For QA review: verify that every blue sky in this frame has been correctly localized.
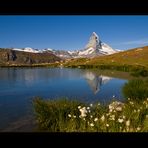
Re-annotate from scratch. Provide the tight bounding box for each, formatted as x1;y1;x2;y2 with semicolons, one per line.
0;16;148;50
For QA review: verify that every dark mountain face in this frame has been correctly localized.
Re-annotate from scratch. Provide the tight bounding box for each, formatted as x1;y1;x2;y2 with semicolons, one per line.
0;48;61;65
85;32;102;50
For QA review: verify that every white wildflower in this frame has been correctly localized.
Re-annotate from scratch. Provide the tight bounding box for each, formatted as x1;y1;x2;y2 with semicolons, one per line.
88;110;91;113
90;104;93;107
140;107;143;110
109;104;113;110
82;107;86;110
143;101;146;104
87;107;90;110
109;101;124;112
109;114;115;121
109;109;113;113
90;123;94;127
68;114;71;118
122;115;126;119
78;106;81;109
118;118;124;123
126;120;130;127
106;124;109;127
134;109;136;113
94;118;98;122
137;109;140;112
128;98;130;101
98;103;100;106
101;115;105;122
90;115;93;118
106;113;110;116
73;115;76;118
146;115;148;118
79;107;87;118
147;98;148;101
116;106;122;111
113;95;115;98
129;101;134;105
137;127;141;131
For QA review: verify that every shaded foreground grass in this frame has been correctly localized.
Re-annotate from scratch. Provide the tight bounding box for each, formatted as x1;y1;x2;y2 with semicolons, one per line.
33;97;148;132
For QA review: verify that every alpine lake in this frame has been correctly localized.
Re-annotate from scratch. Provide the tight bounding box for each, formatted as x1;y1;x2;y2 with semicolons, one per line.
0;67;134;131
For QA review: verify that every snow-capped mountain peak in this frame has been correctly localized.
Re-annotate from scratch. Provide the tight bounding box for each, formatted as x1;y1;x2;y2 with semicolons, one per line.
86;32;101;50
84;32;117;56
13;47;41;53
24;47;35;52
92;32;99;38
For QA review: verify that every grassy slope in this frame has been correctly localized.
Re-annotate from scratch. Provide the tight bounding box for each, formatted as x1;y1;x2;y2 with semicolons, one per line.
63;46;148;69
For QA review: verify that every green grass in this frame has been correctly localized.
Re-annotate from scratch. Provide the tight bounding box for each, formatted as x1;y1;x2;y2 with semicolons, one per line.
33;97;148;132
33;98;85;132
123;79;148;101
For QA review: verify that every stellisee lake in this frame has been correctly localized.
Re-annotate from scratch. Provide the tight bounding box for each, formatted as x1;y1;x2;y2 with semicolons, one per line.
0;67;128;131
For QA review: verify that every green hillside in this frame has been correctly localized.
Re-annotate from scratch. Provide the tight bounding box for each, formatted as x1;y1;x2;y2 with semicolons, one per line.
63;46;148;74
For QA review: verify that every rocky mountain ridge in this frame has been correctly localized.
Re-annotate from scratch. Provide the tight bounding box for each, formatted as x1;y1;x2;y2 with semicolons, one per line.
12;32;118;59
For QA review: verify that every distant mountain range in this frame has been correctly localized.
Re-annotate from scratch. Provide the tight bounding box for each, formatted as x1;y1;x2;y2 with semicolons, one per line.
0;32;121;65
12;32;119;59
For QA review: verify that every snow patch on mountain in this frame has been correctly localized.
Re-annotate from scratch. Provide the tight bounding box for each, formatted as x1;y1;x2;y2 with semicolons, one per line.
100;43;117;54
13;47;41;53
13;48;24;52
23;47;40;53
42;48;54;52
68;50;78;54
78;47;95;56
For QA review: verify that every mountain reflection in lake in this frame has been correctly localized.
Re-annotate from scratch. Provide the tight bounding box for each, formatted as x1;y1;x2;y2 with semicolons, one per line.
83;71;112;94
0;68;127;131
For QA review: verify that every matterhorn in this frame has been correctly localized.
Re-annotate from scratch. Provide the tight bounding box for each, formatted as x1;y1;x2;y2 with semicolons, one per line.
79;32;117;57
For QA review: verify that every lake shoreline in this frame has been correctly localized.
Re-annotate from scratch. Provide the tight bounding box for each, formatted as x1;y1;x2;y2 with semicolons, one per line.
1;63;148;77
